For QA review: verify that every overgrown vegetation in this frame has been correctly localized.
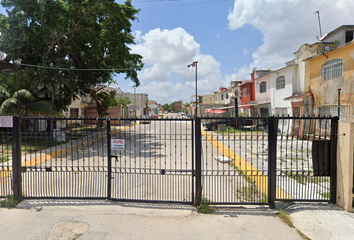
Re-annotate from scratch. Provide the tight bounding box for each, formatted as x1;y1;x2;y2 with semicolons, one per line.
196;198;214;214
276;209;294;228
0;195;22;209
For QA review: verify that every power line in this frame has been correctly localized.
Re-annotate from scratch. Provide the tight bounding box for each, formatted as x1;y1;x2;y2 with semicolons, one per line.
20;63;139;71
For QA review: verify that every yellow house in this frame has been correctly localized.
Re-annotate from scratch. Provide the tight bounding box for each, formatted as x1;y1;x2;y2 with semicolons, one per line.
304;40;354;122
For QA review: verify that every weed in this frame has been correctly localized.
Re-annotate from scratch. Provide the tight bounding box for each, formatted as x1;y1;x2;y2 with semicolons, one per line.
71;233;83;240
297;230;311;240
0;195;22;209
196;198;214;214
276;209;294;228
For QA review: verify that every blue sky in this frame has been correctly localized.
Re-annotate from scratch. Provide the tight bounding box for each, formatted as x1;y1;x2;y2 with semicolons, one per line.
2;0;354;105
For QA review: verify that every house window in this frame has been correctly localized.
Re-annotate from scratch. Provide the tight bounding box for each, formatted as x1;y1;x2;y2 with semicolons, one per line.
243;88;247;97
276;76;285;89
215;96;218;103
322;59;343;80
221;94;224;100
235;90;239;97
70;108;79;118
226;93;229;99
260;81;266;93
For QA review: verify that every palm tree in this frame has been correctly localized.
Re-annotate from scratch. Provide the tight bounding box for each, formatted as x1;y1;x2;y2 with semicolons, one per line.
0;70;57;116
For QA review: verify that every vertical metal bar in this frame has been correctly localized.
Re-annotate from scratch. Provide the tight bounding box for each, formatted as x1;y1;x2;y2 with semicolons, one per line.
107;119;112;200
268;116;278;209
12;116;22;199
330;116;338;204
195;117;202;205
338;88;341;120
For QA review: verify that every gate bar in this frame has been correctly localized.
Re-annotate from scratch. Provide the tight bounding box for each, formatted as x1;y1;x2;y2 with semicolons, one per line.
330;116;339;204
268;117;278;209
195;117;202;205
12;116;22;200
107;119;112;200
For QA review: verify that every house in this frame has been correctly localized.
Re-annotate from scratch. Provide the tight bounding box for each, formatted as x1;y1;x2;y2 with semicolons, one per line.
240;69;271;117
174;100;183;112
304;37;354;123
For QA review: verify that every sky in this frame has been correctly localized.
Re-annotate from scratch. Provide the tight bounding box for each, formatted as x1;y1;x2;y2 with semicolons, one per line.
2;0;354;105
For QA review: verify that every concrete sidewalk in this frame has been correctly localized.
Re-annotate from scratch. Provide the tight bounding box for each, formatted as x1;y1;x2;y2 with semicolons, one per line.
0;199;302;240
284;202;354;240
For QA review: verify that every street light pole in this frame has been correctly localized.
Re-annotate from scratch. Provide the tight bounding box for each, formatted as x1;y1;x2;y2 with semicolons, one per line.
187;61;198;117
14;59;22;116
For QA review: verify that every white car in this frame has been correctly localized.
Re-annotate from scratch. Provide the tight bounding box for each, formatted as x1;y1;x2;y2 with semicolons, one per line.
178;112;186;119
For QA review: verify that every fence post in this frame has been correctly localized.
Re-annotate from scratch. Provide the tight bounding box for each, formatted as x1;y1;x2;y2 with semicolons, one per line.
330;116;339;204
107;119;112;200
195;117;202;205
268;117;278;209
12;116;22;200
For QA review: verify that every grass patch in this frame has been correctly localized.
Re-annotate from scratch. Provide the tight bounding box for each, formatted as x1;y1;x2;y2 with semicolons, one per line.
196;198;214;214
215;126;264;134
0;195;22;209
320;192;330;199
297;230;311;240
276;209;294;228
71;233;83;240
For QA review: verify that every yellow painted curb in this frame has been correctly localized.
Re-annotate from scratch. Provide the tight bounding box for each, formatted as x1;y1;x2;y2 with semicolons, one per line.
201;128;291;199
0;122;139;180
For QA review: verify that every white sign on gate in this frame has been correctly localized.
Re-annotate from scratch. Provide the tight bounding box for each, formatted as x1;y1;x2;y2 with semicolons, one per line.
111;139;125;150
0;116;13;128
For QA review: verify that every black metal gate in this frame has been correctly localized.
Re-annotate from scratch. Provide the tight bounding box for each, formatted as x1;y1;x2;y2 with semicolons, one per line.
0;115;338;207
1;117;194;203
199;116;338;207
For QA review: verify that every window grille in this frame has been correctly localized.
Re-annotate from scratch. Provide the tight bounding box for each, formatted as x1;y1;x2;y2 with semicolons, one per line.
260;81;266;93
322;59;343;80
276;76;285;90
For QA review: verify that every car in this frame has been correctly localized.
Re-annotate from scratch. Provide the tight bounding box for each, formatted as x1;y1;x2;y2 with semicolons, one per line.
164;110;168;114
178;112;186;119
158;112;164;116
202;119;254;131
150;114;158;119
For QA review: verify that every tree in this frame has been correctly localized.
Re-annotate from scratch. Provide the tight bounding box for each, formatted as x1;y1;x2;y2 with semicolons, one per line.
162;103;169;111
183;102;191;112
117;98;131;108
0;0;144;112
0;70;57;117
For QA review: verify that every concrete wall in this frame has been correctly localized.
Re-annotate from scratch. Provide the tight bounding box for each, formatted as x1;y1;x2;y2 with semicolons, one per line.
337;121;354;212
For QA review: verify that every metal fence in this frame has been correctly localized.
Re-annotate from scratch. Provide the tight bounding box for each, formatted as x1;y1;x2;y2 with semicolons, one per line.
199;116;338;207
0;115;338;208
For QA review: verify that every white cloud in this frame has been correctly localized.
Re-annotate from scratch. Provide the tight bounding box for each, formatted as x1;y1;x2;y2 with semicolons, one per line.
228;0;354;71
225;66;251;82
130;28;224;103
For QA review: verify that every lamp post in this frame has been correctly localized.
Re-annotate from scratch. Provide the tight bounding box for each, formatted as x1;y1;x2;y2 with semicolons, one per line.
133;83;147;118
13;59;22;115
187;61;198;117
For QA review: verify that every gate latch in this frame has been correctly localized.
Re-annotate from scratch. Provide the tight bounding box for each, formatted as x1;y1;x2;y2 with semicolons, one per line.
111;155;119;162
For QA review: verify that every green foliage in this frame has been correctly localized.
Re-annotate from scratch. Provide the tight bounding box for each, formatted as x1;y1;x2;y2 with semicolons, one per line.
0;195;22;209
117;98;131;108
162;103;169;111
90;89;118;118
0;70;57;116
0;0;144;112
276;210;294;228
196;198;214;214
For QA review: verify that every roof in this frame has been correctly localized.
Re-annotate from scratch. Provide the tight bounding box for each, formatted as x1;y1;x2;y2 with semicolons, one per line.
320;25;354;41
284;92;311;101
